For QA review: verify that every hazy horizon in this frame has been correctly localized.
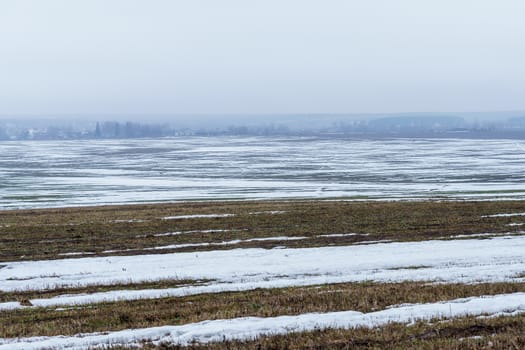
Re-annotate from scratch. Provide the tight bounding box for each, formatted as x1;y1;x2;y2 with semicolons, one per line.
1;110;524;124
2;0;525;117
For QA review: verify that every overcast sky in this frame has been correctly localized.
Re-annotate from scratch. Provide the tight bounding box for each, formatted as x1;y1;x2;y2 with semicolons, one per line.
1;0;525;116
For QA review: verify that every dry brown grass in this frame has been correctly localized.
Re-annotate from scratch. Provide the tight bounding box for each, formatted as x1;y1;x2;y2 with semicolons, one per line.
2;281;524;338
1;200;524;262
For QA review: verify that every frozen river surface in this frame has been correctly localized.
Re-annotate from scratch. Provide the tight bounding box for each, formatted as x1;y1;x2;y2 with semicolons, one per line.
1;137;524;209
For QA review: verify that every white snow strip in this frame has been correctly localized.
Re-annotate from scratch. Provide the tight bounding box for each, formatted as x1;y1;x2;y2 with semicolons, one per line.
162;214;235;220
482;213;525;218
1;293;524;349
459;335;484;341
353;239;393;245
110;219;148;223
58;252;95;257
1;277;353;310
143;236;308;250
1;235;525;311
450;232;524;239
2;235;525;292
477;309;525;319
151;231;361;239
508;223;524;227
0;302;21;311
247;236;307;242
248;211;287;215
152;229;238;237
143;243;210;251
103;236;308;254
318;233;369;238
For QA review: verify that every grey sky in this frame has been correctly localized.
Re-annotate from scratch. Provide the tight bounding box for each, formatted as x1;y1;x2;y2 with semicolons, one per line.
1;0;524;115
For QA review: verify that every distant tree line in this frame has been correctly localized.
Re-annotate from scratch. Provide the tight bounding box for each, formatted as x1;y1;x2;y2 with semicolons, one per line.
1;116;525;141
94;121;172;138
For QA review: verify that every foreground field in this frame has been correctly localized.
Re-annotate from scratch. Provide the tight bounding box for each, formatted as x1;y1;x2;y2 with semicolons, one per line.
1;200;525;349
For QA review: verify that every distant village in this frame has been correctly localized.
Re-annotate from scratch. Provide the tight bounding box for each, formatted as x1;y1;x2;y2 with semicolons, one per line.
1;115;525;140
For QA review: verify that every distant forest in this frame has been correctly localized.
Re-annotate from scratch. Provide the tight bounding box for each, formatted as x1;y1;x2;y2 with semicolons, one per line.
1;115;525;140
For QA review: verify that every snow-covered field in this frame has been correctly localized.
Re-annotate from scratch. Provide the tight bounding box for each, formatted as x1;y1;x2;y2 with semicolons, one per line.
1;137;525;209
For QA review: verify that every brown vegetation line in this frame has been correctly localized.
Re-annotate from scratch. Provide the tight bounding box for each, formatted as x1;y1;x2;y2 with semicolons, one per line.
1;200;525;262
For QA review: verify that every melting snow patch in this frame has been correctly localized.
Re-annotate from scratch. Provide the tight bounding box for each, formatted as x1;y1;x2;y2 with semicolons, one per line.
151;229;241;237
1;293;524;349
162;214;235;220
482;213;525;218
58;252;95;257
353;240;393;245
2;235;525;310
248;211;287;215
104;236;308;254
318;233;369;238
247;236;307;242
142;236;308;250
450;232;524;239
110;219;148;223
